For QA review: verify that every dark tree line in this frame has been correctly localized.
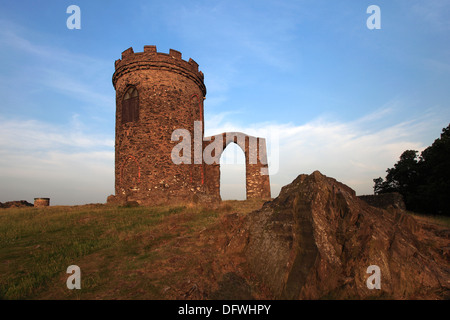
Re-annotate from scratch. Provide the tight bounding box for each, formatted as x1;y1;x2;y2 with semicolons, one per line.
373;124;450;216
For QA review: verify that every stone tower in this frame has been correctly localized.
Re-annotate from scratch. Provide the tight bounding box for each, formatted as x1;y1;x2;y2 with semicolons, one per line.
107;46;271;205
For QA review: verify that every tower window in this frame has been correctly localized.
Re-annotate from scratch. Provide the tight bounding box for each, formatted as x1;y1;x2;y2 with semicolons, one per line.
122;86;139;124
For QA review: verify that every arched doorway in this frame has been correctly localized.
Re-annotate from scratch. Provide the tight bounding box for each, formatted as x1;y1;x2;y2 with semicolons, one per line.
220;142;246;200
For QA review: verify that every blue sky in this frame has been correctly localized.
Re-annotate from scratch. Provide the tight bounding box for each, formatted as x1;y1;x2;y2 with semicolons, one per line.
0;0;449;204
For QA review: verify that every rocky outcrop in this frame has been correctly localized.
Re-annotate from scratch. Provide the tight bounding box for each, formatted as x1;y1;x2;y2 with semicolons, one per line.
225;171;450;299
0;200;34;209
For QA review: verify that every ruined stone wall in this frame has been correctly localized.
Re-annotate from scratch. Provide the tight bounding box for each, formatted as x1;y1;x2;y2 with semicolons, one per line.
34;198;50;207
358;192;406;210
203;132;271;201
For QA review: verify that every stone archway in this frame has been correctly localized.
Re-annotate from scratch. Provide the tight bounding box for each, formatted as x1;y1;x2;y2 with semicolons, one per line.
203;132;271;201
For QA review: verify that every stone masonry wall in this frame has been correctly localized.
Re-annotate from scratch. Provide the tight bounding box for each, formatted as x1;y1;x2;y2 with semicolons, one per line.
203;132;271;200
112;46;206;205
34;198;50;207
358;192;406;210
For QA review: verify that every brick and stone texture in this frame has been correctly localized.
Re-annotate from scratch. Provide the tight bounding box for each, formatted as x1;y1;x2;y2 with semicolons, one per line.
358;192;406;210
203;132;271;200
107;46;271;205
34;198;50;207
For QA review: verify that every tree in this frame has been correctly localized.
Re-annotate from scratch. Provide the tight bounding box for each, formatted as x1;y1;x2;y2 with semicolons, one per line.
374;150;421;209
419;125;450;215
373;124;450;216
373;177;386;195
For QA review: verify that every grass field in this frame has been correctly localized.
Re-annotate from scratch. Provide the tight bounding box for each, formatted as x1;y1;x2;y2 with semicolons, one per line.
1;200;448;300
408;211;450;228
0;200;264;300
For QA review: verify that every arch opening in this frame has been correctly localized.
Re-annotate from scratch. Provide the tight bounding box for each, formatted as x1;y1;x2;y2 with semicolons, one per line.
220;142;246;200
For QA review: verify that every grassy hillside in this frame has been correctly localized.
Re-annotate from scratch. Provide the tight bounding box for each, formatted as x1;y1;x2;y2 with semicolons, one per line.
0;201;264;300
1;200;448;300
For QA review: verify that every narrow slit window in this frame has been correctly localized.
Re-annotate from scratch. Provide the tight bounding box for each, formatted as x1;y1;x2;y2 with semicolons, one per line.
122;87;139;124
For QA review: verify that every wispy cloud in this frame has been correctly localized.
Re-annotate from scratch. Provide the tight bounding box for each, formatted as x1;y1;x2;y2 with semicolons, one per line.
139;1;304;111
0;116;113;152
149;1;302;69
0;3;448;205
207;106;447;199
0;18;114;111
0;150;114;205
38;68;114;108
0;18;105;68
411;0;450;31
0;116;114;205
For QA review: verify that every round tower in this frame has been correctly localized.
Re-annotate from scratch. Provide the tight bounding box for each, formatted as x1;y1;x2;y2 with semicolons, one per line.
111;45;207;205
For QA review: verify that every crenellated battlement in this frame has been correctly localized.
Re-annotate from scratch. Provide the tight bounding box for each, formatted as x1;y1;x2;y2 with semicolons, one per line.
113;45;205;94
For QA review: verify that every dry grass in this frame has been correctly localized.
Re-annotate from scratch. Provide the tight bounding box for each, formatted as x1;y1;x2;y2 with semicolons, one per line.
407;211;450;228
0;200;266;300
